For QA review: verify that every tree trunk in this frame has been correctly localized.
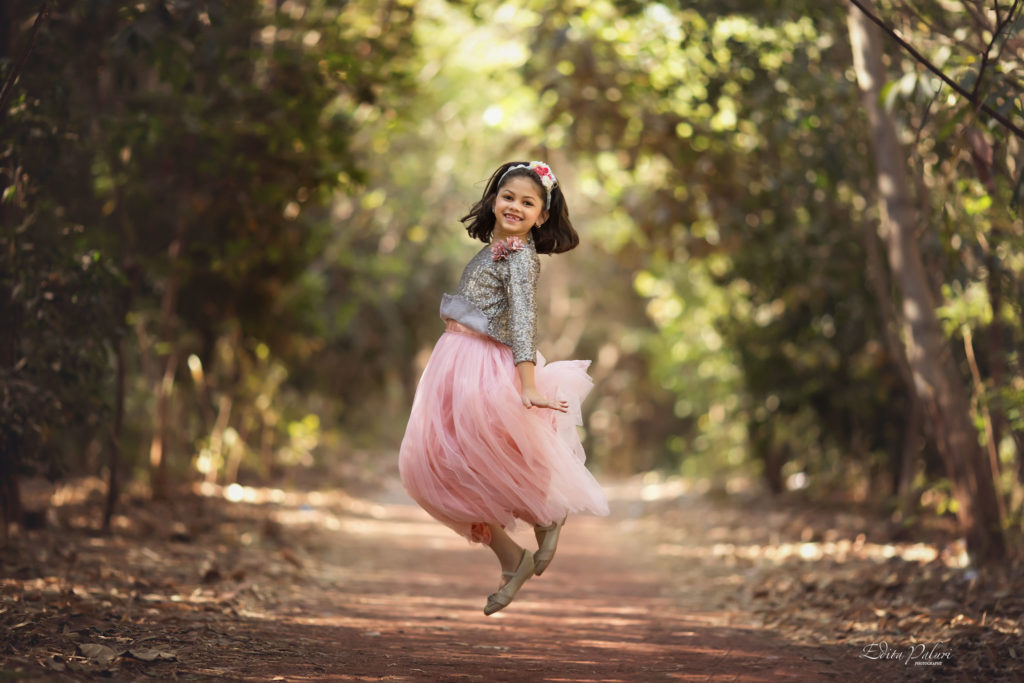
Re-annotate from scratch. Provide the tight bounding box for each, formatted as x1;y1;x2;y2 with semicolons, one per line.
860;182;927;505
961;324;1007;521
897;394;923;506
206;394;233;484
984;231;1010;484
150;345;178;500
0;474;21;545
149;237;184;499
751;419;784;494
848;3;1006;564
0;240;22;543
103;334;126;532
1015;430;1024;487
0;449;22;545
225;422;248;486
259;416;275;482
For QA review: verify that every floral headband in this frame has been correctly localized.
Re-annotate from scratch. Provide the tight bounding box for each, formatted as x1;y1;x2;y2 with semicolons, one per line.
498;160;558;209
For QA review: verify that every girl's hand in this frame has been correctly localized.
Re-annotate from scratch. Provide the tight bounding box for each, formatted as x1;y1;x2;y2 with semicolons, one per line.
521;387;569;413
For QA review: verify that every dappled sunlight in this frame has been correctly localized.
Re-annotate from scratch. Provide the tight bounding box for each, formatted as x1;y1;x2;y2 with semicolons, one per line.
655;537;944;566
605;473;962;572
196;481;393;521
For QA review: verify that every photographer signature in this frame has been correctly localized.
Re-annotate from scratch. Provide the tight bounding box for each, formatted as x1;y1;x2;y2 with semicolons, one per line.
861;641;952;666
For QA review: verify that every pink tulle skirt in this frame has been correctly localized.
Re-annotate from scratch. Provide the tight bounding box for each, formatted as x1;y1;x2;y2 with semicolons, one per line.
399;321;609;543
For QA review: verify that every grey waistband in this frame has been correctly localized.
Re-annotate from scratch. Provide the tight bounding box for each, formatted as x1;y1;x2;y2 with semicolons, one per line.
440;293;490;337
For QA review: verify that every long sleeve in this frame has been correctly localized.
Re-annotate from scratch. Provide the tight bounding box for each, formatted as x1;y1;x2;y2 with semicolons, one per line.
444;237;541;361
504;247;539;364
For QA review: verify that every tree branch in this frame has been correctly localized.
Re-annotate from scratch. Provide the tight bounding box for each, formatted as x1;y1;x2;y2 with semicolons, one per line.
0;2;49;125
971;0;1021;99
847;0;1024;140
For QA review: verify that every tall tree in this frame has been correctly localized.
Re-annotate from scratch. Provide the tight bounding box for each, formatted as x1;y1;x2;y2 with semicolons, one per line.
847;1;1006;564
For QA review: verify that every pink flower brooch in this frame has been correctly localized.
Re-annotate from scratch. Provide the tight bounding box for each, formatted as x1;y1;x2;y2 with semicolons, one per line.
490;235;524;261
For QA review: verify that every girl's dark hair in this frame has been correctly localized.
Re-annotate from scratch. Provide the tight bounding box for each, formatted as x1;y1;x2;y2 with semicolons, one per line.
460;161;579;254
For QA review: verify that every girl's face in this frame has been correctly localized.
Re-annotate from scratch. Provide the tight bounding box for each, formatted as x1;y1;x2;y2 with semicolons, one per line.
492;175;549;240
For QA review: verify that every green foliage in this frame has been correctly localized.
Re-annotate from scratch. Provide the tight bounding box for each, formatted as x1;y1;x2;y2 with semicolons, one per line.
500;0;912;486
2;0;419;483
3;0;1024;525
484;0;1024;505
0;227;121;477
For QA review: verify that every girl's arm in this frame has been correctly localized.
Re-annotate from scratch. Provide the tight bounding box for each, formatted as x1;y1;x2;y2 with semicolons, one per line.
517;361;569;412
506;248;566;411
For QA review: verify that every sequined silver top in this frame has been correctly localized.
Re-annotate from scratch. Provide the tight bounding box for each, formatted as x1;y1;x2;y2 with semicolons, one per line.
440;236;539;364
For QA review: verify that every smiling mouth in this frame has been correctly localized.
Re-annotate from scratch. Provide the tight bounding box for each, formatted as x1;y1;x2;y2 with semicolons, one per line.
503;214;523;222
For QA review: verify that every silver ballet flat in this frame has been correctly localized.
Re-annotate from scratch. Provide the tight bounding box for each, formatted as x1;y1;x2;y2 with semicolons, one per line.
484;549;534;615
532;515;566;576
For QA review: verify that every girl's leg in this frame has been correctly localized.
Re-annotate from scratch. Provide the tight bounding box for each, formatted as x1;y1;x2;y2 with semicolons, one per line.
481;523;536;615
532;515;567;576
485;523;526;585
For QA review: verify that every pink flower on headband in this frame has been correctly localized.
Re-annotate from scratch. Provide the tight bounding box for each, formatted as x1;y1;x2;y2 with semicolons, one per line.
490;235;524;261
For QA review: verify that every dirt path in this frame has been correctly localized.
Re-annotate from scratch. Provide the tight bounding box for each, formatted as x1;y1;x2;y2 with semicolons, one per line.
4;474;967;681
174;478;860;682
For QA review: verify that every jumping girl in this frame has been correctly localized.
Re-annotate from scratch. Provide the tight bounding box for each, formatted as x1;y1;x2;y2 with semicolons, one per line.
398;160;609;616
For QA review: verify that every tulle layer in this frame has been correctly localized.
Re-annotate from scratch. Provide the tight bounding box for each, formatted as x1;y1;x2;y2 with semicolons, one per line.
398;322;609;543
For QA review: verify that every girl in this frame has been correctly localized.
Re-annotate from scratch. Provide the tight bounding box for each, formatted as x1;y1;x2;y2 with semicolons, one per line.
399;160;609;616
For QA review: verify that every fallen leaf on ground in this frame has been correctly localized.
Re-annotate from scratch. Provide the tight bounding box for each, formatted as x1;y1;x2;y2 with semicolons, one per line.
126;647;178;662
78;643;119;666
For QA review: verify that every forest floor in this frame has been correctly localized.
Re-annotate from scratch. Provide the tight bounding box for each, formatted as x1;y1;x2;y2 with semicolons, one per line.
1;464;1023;682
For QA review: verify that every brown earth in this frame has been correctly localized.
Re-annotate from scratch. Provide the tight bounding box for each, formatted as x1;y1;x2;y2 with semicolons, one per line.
2;472;1018;681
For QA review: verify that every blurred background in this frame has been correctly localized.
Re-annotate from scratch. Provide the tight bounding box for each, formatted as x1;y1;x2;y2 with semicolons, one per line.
2;0;1023;559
